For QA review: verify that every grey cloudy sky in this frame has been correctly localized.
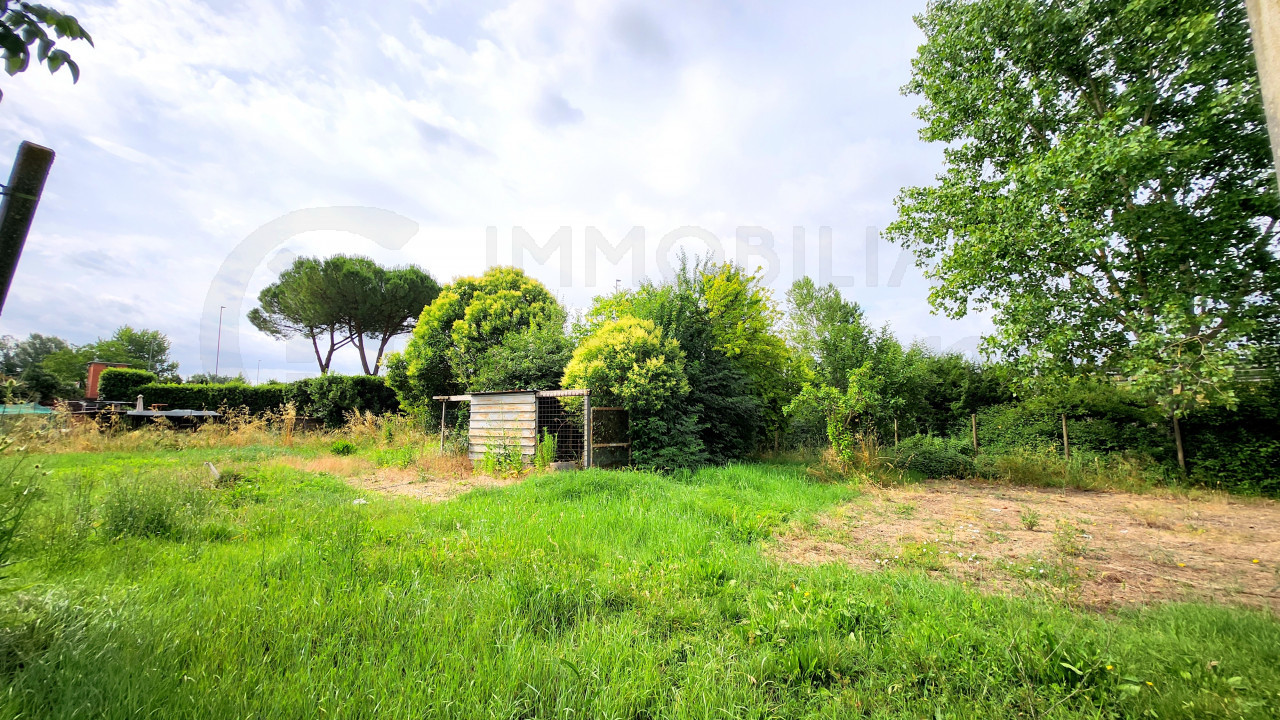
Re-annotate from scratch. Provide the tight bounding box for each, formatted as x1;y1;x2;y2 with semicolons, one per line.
0;0;993;380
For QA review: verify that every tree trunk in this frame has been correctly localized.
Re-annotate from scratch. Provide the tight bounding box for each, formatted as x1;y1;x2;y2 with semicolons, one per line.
371;334;394;376
353;332;373;375
1172;412;1187;475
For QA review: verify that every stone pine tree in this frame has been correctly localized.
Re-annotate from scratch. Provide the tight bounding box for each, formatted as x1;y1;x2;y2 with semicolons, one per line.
248;255;438;376
887;0;1280;471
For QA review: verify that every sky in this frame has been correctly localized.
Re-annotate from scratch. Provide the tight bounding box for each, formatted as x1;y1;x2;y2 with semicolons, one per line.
0;0;993;381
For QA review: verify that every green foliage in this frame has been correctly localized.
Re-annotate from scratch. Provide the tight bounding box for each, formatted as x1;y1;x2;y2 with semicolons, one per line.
329;440;356;457
134;375;399;426
892;435;976;479
583;257;766;462
389;266;561;412
477;434;524;476
887;0;1280;419
97;368;157;402
563;316;704;469
291;374;400;427
470;307;573;392
975;381;1165;456
1180;380;1280;495
0;1;92;89
249;255;439;375
534;429;556;470
786;363;882;468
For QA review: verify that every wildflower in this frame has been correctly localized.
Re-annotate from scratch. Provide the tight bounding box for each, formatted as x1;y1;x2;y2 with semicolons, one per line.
1252;559;1260;564
1177;563;1185;567
352;498;369;505
1106;665;1113;671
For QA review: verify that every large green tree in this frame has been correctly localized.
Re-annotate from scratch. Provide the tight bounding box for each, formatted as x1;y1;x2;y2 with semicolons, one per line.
887;0;1280;470
249;256;439;376
386;266;562;411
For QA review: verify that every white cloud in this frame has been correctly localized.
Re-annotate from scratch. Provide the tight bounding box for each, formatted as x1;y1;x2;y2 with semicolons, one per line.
0;0;988;379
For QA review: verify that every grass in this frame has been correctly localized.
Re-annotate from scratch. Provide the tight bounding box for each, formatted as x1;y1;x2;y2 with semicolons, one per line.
0;441;1277;718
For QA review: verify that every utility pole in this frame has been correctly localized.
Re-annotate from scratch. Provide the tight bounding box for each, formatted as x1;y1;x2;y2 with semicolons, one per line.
214;305;226;378
256;360;261;385
0;142;55;316
1249;0;1280;185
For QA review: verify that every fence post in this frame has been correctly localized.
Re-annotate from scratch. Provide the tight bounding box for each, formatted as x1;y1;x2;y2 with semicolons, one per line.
894;418;899;448
583;392;593;469
439;400;447;453
1061;413;1070;461
971;414;978;455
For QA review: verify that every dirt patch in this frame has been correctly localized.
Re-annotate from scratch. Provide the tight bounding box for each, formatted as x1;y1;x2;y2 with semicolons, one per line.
350;468;525;502
267;454;519;503
774;482;1280;612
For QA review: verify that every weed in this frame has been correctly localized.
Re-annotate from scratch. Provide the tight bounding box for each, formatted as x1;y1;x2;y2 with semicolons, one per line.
1020;507;1041;531
329;439;357;457
534;430;556;471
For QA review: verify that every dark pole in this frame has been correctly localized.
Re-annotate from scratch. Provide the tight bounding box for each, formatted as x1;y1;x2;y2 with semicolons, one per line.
0;142;56;316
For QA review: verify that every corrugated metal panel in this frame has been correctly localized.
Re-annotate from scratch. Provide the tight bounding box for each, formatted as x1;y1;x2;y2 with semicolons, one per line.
468;391;537;459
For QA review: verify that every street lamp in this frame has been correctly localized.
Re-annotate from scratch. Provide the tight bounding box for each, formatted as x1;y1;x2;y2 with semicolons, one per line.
214;305;226;378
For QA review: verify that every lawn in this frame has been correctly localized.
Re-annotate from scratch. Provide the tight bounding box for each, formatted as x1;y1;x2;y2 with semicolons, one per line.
1;443;1277;719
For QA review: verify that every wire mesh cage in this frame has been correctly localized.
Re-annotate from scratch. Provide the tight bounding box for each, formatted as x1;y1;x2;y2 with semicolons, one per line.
536;394;586;465
435;399;470;455
590;407;631;469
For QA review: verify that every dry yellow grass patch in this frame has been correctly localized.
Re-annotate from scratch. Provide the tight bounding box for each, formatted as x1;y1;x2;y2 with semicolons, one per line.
775;481;1280;612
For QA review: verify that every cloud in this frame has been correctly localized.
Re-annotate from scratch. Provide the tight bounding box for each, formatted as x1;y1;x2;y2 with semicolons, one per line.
0;0;985;378
533;90;584;127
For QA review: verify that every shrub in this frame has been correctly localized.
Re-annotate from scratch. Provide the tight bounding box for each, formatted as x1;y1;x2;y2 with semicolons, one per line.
534;429;556;470
288;375;400;427
97;368;157;402
330;440;356;456
562;317;706;469
134;375;400;427
891;435;975;479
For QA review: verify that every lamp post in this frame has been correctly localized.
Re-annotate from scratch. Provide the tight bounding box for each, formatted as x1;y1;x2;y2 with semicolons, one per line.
214;305;226;378
256;360;261;385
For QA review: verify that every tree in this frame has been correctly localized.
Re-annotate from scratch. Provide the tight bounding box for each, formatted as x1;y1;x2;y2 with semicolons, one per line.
249;258;351;375
562;317;706;469
886;0;1280;471
249;256;439;376
0;333;68;375
323;257;440;375
471;306;573;392
0;1;92;100
386;266;561;411
582;258;765;463
109;326;178;379
784;278;876;391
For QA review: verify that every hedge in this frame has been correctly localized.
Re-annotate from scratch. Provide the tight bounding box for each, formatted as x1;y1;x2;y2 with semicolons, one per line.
134;375;401;427
97;368;157;402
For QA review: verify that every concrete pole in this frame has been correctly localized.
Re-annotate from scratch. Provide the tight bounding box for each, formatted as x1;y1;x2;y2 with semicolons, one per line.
1248;0;1280;185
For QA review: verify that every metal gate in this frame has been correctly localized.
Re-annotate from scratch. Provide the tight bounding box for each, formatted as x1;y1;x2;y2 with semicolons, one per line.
589;406;630;469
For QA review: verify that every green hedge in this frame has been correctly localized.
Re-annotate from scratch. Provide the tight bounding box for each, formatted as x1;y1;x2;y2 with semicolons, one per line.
891;435;976;479
135;375;401;426
1182;381;1280;496
97;368;157;402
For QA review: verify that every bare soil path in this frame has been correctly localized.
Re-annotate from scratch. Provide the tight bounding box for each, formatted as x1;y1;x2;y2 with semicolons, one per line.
775;482;1280;612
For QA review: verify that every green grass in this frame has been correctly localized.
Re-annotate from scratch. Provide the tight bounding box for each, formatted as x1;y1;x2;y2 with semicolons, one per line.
1;447;1277;718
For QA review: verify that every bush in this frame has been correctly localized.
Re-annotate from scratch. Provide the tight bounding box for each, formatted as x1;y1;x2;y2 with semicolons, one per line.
97;368;157;402
330;440;356;456
1181;381;1280;495
134;375;401;427
891;435;975;479
562;317;707;469
288;375;400;427
973;382;1164;457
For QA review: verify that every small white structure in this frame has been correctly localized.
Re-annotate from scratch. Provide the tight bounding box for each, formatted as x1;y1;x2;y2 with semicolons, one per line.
434;389;593;466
